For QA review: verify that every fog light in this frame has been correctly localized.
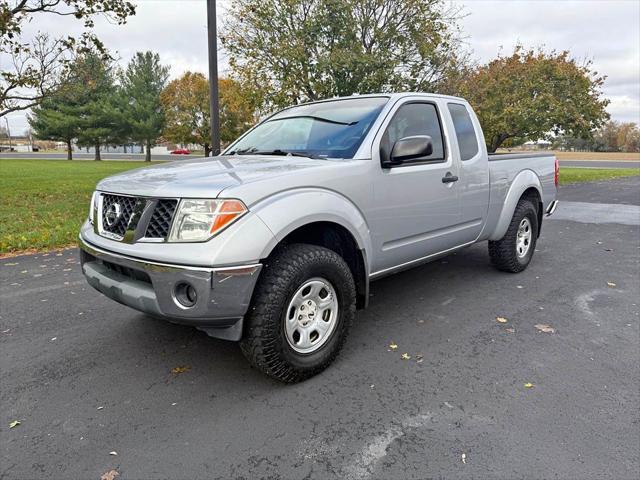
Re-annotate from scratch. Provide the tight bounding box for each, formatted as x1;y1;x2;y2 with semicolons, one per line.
174;282;197;308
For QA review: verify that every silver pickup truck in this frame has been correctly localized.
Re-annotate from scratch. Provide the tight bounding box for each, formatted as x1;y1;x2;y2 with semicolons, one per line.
79;93;558;382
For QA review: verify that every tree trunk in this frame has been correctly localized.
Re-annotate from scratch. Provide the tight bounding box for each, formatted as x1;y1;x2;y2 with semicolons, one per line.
95;142;101;161
204;143;211;157
489;133;511;153
145;139;151;162
66;139;72;160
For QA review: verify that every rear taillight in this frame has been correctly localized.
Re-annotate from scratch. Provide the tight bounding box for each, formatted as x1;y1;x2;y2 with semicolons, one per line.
554;158;559;187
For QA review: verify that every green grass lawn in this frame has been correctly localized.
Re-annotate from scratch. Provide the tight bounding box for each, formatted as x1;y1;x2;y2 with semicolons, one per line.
559;167;640;185
0;159;156;254
1;159;639;254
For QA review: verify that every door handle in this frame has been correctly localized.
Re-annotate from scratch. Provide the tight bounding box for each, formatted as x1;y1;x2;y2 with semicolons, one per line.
442;173;459;183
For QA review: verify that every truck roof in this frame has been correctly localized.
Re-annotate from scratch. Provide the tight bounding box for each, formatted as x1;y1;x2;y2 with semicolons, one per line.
297;92;468;106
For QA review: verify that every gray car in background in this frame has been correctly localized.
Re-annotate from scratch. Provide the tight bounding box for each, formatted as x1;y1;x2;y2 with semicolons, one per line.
79;93;558;382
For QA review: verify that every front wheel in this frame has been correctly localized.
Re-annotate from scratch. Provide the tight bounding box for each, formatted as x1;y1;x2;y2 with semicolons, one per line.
488;199;539;273
240;244;356;383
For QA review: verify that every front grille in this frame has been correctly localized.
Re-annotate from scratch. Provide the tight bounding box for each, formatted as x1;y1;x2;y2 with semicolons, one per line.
145;199;178;239
101;194;138;238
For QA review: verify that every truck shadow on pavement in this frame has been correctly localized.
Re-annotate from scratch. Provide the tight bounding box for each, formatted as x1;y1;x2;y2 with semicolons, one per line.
113;242;497;386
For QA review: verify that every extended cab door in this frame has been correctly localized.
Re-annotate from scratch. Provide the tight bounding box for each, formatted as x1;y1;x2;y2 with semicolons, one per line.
369;98;464;275
445;102;490;242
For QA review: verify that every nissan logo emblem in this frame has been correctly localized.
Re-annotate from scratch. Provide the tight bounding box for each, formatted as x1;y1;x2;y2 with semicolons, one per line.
105;203;122;227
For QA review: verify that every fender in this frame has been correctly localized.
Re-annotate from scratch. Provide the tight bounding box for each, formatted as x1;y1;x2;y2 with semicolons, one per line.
250;188;372;269
488;169;542;241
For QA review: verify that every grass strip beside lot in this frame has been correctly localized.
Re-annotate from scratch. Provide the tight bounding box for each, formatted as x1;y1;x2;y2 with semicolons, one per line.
553;151;639;161
559;167;640;185
0;159;156;254
1;159;639;254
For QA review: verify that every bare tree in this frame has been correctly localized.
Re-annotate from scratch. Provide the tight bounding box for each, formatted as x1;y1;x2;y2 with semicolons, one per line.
0;0;135;117
1;33;70;117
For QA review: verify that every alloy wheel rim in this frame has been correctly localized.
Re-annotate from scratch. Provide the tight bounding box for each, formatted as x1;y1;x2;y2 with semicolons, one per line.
284;277;338;354
516;217;532;258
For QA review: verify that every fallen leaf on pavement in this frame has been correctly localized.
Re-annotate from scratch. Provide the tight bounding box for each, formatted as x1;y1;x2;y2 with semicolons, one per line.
524;382;534;389
9;420;20;429
535;324;555;333
389;342;398;350
100;470;119;480
505;328;516;333
461;453;467;464
109;451;118;456
496;316;508;323
171;366;191;374
401;353;411;360
97;406;104;410
607;281;616;288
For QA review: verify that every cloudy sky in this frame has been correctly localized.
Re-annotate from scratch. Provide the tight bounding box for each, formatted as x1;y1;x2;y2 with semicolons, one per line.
5;0;639;133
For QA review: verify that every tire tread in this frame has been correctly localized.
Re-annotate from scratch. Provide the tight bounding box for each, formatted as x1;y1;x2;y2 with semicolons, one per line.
488;199;538;273
240;244;355;383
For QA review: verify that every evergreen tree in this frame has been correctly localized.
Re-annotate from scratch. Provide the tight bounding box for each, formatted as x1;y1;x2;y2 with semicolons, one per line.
29;91;81;160
71;52;123;160
121;52;170;161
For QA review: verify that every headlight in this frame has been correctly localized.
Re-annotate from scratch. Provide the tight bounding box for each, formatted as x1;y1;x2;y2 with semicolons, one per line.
89;191;98;224
168;199;247;242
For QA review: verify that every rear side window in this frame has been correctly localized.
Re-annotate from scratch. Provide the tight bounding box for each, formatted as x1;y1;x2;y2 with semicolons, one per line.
380;102;445;163
447;103;479;161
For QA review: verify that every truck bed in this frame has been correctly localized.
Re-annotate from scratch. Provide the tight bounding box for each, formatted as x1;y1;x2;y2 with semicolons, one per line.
480;151;557;241
488;152;554;161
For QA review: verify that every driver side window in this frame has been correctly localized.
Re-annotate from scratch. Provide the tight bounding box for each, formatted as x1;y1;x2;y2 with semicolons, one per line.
380;102;445;164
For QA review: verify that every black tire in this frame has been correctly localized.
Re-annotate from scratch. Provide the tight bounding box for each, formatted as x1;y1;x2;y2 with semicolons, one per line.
489;199;538;273
240;243;356;383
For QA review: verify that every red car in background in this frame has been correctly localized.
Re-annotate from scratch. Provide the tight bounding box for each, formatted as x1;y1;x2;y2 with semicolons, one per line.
170;149;191;155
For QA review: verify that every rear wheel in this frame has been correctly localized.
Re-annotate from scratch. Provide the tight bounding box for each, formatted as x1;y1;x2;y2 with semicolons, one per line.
240;244;356;383
489;199;538;273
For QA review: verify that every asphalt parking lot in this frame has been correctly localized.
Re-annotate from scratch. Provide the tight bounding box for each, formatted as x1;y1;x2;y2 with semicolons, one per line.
1;177;639;480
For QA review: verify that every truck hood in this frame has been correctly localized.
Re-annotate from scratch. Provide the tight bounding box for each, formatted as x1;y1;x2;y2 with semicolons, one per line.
96;155;336;198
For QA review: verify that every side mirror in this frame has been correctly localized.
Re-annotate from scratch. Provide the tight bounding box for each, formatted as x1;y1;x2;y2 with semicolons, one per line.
386;135;433;166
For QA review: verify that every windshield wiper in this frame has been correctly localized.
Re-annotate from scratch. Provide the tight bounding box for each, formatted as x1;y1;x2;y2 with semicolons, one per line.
250;149;321;159
227;146;258;155
273;115;358;126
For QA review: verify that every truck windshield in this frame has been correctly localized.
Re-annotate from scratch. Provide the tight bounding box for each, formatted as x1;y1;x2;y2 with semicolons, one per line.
227;97;389;159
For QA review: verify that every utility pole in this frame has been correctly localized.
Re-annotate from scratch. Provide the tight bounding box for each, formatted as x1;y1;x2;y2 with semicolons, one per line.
4;117;11;151
207;0;221;156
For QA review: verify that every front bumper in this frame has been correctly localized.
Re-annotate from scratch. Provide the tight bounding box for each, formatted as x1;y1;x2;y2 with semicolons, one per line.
79;236;262;341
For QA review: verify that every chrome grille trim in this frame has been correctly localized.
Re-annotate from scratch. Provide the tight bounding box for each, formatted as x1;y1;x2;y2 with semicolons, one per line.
96;193;179;243
99;194;139;240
